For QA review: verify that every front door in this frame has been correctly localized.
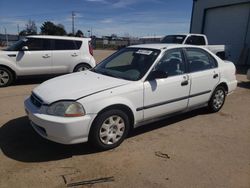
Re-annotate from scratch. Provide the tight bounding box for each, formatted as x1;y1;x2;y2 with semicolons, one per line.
15;38;52;75
143;48;191;120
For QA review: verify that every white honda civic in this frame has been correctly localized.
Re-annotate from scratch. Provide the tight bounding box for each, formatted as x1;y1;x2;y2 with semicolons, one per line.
24;44;237;150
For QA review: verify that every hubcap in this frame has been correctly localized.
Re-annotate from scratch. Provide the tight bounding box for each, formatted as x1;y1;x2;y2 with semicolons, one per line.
0;70;10;86
213;89;225;109
99;115;125;145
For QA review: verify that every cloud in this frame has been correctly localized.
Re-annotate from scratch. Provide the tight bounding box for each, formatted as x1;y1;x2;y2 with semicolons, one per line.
85;0;138;8
100;18;113;23
0;18;26;26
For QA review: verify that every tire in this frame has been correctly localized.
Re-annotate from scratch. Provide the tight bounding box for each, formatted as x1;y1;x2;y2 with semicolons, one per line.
0;67;14;87
74;64;91;72
208;86;226;113
89;109;130;150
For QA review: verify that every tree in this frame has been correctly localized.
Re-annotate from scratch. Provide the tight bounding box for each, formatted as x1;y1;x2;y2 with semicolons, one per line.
75;30;84;37
40;21;66;36
19;20;37;36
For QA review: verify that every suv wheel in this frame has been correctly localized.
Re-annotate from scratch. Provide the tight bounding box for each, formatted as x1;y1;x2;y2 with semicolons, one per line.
89;109;130;150
208;86;226;112
0;67;13;87
74;64;91;72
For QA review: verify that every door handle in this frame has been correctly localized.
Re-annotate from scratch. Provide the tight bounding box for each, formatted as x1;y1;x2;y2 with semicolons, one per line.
8;54;16;57
181;80;189;86
71;53;78;57
42;54;50;58
213;73;219;79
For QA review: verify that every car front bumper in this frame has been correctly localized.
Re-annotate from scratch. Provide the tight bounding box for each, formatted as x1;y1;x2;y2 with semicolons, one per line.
247;69;250;80
24;98;96;144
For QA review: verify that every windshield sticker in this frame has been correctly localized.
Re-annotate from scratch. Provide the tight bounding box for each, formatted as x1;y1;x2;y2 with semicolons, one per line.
136;50;153;55
176;36;184;39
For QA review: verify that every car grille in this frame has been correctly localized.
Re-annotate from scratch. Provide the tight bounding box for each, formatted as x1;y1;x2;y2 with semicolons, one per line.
30;93;43;108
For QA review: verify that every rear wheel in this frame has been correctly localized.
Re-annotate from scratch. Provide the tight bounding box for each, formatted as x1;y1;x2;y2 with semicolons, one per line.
89;109;130;150
0;67;14;87
74;64;91;72
208;86;226;112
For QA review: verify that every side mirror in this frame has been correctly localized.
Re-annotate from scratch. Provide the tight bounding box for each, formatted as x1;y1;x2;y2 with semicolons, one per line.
147;70;168;80
21;46;29;51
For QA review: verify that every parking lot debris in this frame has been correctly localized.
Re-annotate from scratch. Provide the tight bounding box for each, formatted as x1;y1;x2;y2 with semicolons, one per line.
66;176;115;187
155;151;170;160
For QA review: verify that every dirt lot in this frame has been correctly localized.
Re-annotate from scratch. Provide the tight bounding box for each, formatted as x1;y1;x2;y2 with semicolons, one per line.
0;50;250;188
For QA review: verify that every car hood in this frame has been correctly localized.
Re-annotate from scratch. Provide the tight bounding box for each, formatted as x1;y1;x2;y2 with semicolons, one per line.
33;70;131;104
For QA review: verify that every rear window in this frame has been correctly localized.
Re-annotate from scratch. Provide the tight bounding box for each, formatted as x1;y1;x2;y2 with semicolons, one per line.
161;35;186;44
185;36;206;45
75;41;82;49
53;39;81;50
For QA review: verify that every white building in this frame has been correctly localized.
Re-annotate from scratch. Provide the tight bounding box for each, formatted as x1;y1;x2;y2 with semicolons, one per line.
190;0;250;65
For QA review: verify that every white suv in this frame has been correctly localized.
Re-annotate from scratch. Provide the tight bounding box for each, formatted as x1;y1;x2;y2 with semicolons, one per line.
0;35;96;87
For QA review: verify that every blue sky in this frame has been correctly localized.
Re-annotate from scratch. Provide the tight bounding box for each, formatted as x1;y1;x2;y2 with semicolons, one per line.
0;0;192;37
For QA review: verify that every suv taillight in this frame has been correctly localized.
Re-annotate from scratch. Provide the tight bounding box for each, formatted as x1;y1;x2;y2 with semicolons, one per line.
88;41;93;56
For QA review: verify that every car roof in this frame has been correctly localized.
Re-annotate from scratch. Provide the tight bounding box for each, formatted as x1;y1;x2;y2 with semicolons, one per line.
129;43;202;50
26;35;91;41
163;33;206;37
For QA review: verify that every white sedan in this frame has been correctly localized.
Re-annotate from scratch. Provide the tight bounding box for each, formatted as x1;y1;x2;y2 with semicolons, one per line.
24;44;237;150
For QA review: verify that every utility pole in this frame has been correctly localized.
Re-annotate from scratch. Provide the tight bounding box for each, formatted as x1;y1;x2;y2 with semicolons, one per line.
17;24;20;40
17;24;20;35
72;11;75;35
4;28;8;47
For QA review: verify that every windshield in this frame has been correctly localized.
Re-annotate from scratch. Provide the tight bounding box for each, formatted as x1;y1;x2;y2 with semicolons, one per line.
5;38;27;51
161;35;186;44
92;48;161;81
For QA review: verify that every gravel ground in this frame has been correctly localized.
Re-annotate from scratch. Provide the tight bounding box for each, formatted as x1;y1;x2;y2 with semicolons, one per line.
0;50;250;188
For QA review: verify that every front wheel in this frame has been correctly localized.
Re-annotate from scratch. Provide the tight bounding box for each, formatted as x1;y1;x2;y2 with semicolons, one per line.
89;109;130;150
208;86;226;112
0;67;14;87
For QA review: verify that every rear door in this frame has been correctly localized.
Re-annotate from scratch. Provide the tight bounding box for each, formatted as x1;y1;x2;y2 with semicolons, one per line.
51;39;81;74
15;38;52;75
143;48;191;120
185;48;220;107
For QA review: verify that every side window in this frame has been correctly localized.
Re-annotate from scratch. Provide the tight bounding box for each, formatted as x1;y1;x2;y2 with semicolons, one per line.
186;48;217;73
155;49;185;77
25;38;51;51
25;38;43;51
54;39;77;50
75;41;82;49
185;36;206;45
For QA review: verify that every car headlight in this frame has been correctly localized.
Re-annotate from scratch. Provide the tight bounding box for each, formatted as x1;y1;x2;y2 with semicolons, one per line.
47;101;85;117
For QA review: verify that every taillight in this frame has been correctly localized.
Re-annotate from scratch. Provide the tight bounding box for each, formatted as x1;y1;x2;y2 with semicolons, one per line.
88;41;93;56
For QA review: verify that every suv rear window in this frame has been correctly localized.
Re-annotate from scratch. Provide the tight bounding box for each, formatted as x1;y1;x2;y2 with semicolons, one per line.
75;41;82;49
53;39;81;50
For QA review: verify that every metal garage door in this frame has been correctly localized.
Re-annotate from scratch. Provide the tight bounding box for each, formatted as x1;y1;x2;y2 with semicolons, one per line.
203;3;250;64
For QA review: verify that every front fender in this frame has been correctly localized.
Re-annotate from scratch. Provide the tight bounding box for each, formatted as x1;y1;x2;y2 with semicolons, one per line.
82;96;140;120
0;58;17;73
